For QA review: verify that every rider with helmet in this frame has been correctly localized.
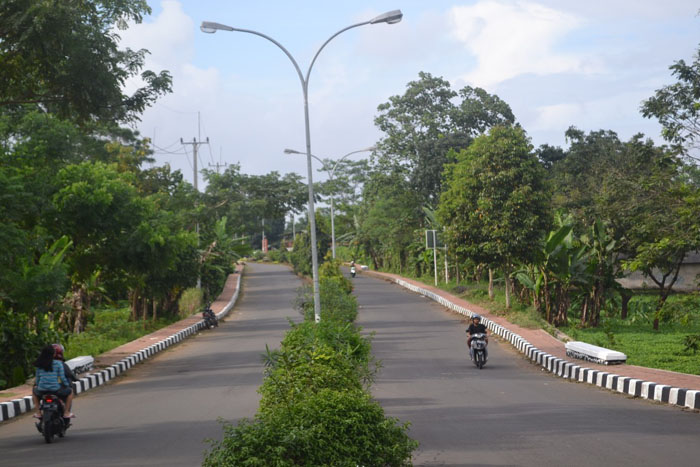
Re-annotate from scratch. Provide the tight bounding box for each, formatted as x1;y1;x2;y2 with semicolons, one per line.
32;344;75;418
466;314;488;359
52;343;78;386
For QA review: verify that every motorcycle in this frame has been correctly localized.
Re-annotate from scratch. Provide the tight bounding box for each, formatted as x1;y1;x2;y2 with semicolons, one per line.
350;265;356;278
202;307;218;329
470;333;488;369
35;394;70;443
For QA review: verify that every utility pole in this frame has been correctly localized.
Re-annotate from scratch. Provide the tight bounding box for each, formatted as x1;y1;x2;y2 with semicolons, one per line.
209;147;228;173
180;113;209;289
180;136;209;190
180;112;210;190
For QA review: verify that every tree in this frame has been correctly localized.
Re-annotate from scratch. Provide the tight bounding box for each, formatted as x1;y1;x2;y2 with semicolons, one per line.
203;166;307;246
374;72;515;206
437;126;551;308
357;168;422;272
641;44;700;158
0;0;172;123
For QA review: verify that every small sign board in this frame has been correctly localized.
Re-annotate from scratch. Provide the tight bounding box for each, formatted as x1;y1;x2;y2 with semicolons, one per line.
425;230;444;249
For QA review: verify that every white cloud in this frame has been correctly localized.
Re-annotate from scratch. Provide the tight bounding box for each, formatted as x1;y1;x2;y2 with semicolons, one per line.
449;1;596;88
531;102;581;131
118;0;194;69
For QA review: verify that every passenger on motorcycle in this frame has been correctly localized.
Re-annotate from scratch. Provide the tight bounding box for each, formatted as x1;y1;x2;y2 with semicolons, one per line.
52;343;78;393
466;315;488;358
32;344;75;419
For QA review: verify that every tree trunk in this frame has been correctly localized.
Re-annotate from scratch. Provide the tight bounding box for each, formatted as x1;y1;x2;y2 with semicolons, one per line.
504;266;511;309
71;286;85;334
554;286;569;326
488;268;494;300
542;273;551;323
152;299;157;321
621;290;631;320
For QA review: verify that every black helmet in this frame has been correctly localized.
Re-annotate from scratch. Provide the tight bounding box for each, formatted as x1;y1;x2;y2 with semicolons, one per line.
471;314;481;321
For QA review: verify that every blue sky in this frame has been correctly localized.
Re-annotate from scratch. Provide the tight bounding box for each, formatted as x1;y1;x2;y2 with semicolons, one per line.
119;1;700;187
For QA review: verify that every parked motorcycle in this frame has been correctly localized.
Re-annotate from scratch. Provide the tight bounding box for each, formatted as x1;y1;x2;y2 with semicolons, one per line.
350;266;357;278
202;307;218;329
470;333;488;369
35;394;70;443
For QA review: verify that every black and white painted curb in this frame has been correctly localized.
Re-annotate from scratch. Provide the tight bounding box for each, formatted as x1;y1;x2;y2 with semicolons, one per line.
0;273;242;423
392;277;700;411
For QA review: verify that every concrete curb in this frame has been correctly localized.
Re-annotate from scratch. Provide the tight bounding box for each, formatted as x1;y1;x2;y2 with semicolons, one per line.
390;276;700;411
0;273;242;423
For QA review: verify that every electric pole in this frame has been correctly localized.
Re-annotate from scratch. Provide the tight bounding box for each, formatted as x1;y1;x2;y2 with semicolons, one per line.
180;113;209;290
180;136;209;190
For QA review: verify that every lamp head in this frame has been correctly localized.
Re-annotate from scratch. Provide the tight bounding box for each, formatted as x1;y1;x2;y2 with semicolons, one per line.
284;148;303;155
200;21;234;34
370;9;403;25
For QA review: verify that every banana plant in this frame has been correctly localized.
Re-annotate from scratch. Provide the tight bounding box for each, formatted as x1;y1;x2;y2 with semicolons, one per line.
516;214;590;325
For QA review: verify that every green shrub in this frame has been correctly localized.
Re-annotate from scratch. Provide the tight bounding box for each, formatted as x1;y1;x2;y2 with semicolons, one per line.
0;307;62;389
683;334;700;354
65;306;177;360
177;287;203;318
205;261;417;465
266;249;287;263
204;389;417;467
298;279;358;323
319;258;353;294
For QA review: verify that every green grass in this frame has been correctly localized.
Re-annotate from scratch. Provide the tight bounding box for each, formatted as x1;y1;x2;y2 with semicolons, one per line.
65;306;178;360
562;320;700;375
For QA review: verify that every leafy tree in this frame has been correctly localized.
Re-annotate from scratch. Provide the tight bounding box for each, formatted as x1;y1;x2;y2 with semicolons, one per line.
438;126;551;308
642;44;700;158
357;168;422;272
203;166;307;246
549;127;625;229
0;0;172;123
375;72;515;206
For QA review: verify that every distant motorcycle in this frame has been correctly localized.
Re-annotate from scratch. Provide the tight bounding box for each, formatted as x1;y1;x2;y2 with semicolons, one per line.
203;307;218;329
350;265;357;278
470;333;488;369
35;393;71;443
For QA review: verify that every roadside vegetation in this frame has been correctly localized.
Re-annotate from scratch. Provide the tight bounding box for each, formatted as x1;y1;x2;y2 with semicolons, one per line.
204;259;418;465
0;1;304;390
63;306;180;361
314;43;700;376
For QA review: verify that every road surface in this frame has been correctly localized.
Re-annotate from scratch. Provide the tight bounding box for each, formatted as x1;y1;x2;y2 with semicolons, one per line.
354;271;700;466
0;263;301;466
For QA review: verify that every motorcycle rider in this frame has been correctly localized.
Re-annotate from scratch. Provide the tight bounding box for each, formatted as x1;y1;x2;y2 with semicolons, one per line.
32;344;75;419
466;314;488;360
203;304;217;326
51;344;78;412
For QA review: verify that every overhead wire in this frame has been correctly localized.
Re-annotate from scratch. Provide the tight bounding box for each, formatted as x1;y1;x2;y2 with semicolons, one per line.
199;115;216;164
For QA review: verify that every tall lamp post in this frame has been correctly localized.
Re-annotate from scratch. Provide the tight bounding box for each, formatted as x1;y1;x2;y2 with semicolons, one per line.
284;146;375;259
201;10;403;323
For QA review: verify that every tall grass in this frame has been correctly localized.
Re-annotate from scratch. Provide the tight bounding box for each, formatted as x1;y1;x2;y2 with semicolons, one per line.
65;306;178;360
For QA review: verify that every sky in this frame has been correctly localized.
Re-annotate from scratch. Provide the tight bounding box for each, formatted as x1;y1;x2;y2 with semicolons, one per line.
118;0;700;188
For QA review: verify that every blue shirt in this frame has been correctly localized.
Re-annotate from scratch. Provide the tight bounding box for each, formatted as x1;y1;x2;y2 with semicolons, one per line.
35;360;67;391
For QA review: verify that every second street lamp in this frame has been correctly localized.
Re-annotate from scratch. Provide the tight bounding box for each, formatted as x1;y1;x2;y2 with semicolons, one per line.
284;146;375;259
201;10;402;323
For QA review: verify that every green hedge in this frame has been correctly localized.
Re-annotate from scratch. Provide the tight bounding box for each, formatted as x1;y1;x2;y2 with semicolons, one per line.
204;260;417;466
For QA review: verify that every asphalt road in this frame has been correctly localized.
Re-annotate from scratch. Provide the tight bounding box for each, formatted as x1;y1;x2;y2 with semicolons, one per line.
0;263;301;466
353;272;700;466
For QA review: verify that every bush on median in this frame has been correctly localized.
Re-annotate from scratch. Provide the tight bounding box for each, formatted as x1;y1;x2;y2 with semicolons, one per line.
204;262;417;466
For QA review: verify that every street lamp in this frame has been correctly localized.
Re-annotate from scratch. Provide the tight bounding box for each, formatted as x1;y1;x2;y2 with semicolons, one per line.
201;11;402;323
284;146;375;259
